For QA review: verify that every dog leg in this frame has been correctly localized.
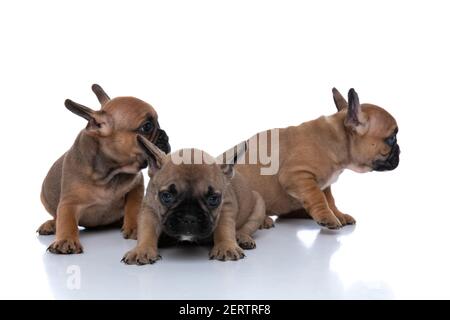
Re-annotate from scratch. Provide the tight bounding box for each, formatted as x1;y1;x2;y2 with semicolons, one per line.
121;177;144;240
210;205;245;261
122;207;161;265
323;187;356;226
280;172;342;229
37;219;56;235
47;203;83;254
237;191;265;249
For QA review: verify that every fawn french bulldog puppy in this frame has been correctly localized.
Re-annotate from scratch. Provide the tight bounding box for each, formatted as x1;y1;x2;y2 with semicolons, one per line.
234;88;400;229
38;84;170;254
122;137;265;264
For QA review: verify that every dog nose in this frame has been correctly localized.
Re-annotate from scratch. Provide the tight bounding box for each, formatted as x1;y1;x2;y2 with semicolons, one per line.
180;215;198;225
156;129;171;154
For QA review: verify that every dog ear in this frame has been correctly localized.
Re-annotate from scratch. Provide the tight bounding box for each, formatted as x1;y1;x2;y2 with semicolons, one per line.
345;88;367;134
218;141;247;179
65;99;112;136
332;87;347;111
137;135;166;176
91;84;111;106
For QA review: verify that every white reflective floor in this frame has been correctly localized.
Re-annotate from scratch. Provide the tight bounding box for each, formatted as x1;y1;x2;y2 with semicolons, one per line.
2;160;449;299
4;208;450;299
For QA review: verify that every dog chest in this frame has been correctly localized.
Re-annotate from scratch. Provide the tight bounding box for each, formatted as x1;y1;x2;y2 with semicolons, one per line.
78;201;125;227
320;170;342;190
83;174;139;208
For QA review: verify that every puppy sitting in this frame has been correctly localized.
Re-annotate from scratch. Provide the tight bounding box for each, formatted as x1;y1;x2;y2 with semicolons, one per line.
122;136;265;264
38;84;170;254
235;88;400;229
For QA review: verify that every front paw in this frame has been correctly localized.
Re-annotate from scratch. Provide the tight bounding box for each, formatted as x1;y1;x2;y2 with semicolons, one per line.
47;238;83;254
37;219;56;235
236;233;256;250
121;225;137;240
315;212;343;230
334;211;356;226
209;241;245;261
259;216;274;229
121;247;161;265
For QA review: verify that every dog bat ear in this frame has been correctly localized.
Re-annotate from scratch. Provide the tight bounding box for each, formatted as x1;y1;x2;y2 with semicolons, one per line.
65;99;95;121
217;141;248;179
137;135;166;176
91;84;111;106
65;99;112;136
345;88;368;134
332;87;348;111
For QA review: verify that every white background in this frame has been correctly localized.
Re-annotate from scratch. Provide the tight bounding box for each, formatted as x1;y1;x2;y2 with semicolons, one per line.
0;0;449;299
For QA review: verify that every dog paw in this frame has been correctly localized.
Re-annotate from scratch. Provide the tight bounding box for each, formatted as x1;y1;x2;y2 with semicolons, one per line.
47;238;83;254
259;216;274;229
334;212;356;226
37;219;56;235
236;233;256;250
121;225;137;240
316;215;342;230
121;248;161;265
209;241;245;261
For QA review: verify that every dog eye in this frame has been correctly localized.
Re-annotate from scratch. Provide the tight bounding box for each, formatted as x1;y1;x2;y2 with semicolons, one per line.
159;191;175;206
385;134;397;146
139;121;154;134
206;194;222;208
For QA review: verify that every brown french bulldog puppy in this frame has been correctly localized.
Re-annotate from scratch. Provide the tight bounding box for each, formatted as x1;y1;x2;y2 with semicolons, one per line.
234;88;400;229
122;137;265;264
37;84;170;254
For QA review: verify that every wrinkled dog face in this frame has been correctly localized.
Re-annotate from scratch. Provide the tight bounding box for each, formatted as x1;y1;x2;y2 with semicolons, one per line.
137;142;234;241
347;105;400;172
333;88;400;172
154;165;227;240
101;96;171;168
65;84;170;171
369;123;399;172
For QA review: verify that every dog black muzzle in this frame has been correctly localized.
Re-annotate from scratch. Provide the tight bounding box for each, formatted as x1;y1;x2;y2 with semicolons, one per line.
163;205;214;241
155;129;171;154
373;144;400;172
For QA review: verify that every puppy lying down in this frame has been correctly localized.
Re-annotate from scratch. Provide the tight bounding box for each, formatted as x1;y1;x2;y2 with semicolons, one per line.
122;136;266;264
